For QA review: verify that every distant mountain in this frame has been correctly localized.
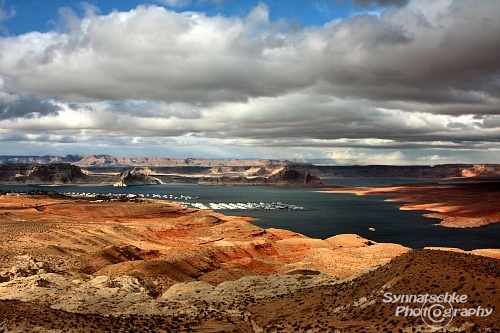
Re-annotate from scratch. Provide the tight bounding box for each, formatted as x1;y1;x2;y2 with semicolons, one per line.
0;155;499;180
0;155;289;168
313;164;500;179
0;155;84;165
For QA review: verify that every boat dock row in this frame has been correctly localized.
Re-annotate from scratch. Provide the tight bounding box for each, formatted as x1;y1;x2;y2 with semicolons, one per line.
182;201;304;211
63;192;305;211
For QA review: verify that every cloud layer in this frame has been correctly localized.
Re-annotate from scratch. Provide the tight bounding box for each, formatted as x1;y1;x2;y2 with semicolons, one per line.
0;0;499;163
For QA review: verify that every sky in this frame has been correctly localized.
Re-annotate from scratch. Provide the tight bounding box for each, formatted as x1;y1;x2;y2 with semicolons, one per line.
0;0;499;165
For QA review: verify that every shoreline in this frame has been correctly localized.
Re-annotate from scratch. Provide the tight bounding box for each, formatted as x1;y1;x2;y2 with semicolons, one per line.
320;182;500;229
1;192;499;333
0;193;414;280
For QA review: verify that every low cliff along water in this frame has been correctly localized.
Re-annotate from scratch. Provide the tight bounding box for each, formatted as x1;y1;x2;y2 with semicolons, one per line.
2;180;499;250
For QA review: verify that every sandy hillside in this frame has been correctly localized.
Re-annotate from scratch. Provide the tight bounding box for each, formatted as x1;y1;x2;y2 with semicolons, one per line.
0;193;498;332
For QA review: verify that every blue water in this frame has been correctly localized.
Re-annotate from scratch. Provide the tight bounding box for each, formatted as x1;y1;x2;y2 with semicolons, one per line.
1;182;499;250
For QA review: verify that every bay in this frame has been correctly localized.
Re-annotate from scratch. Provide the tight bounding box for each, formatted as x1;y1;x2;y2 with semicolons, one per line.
1;182;499;250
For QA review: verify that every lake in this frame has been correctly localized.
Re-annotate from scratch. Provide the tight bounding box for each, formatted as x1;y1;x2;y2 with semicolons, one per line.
1;180;499;250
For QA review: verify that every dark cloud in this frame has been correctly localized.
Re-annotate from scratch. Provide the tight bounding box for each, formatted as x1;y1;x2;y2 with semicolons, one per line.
67;103;95;112
106;101;202;119
0;98;61;120
318;1;500;106
478;116;500;129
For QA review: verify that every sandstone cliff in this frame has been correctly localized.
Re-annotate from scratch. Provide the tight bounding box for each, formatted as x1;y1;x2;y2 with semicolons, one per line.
112;168;164;186
2;156;500;186
0;163;89;184
198;167;323;186
461;164;500;178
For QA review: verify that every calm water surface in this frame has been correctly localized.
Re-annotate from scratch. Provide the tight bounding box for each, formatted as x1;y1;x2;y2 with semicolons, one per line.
1;181;499;250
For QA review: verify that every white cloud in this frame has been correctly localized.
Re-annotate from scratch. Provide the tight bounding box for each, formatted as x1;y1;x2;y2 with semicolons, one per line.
327;149;409;165
1;1;495;108
0;1;498;163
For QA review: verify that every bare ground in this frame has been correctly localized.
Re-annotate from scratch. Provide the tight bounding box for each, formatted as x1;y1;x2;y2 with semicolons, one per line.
0;193;498;332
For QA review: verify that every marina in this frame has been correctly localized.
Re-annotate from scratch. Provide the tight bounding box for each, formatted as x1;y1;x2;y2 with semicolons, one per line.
62;191;306;211
185;201;304;211
1;183;499;250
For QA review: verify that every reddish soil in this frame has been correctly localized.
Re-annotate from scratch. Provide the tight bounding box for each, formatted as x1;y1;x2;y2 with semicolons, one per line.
0;194;408;294
0;193;498;333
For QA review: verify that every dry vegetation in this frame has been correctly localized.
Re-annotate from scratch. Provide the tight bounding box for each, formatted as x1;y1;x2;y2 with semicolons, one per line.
0;193;499;332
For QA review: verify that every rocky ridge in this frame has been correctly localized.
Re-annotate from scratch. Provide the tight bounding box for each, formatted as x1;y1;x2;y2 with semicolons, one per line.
0;255;340;316
0;155;288;168
2;155;500;180
0;163;89;184
112;168;164;186
198;166;323;186
314;164;500;179
0;250;498;332
0;163;323;187
0;194;499;332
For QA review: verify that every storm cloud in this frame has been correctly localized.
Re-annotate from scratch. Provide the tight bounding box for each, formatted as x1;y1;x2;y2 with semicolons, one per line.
0;97;61;120
0;0;499;163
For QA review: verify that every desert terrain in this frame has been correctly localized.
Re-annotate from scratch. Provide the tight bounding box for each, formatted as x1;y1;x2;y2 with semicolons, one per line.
0;193;499;332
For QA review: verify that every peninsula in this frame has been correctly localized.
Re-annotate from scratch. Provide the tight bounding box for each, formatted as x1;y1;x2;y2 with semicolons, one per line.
322;181;500;228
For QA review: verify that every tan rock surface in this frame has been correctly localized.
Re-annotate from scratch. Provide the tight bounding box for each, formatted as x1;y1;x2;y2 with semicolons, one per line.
0;194;408;295
1;249;498;332
0;194;498;332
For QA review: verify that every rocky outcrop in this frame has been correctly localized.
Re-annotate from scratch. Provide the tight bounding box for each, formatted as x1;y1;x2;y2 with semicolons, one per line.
198;167;323;187
0;163;88;184
2;156;500;184
0;255;339;316
113;168;163;186
0;255;54;281
267;167;322;185
0;257;151;314
1;250;498;333
0;164;34;182
461;164;500;178
209;166;247;174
